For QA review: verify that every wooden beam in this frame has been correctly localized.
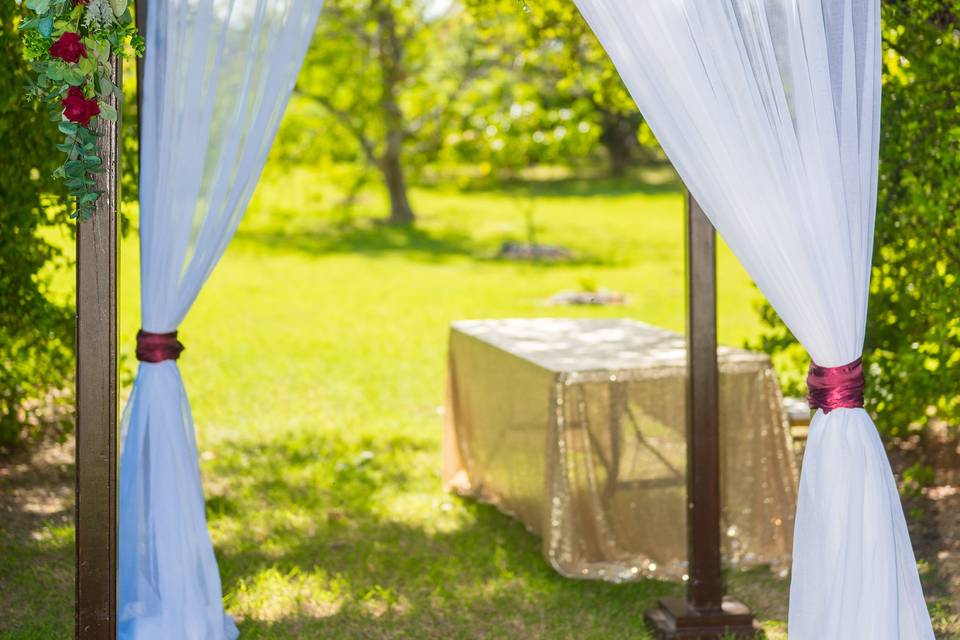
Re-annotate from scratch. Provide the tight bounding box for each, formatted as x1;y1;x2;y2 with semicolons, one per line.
644;193;756;639
75;54;120;640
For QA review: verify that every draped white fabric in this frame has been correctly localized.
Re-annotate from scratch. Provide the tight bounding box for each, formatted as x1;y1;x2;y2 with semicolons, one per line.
572;1;933;638
118;0;323;636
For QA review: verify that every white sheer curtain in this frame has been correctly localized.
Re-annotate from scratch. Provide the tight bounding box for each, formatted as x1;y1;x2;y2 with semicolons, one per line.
118;0;323;636
572;1;933;638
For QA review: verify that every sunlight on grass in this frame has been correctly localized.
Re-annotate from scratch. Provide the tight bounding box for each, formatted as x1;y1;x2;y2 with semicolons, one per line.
10;164;786;638
137;164;778;637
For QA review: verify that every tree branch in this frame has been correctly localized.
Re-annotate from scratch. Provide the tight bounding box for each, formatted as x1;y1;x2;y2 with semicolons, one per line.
296;88;380;167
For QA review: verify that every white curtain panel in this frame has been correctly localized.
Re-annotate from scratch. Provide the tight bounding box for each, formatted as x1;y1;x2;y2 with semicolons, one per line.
572;1;933;638
118;0;324;636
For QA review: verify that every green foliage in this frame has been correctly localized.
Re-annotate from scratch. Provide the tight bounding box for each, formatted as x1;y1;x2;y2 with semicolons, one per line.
19;0;141;220
0;2;73;449
869;1;960;433
755;1;960;435
278;0;663;219
459;0;658;175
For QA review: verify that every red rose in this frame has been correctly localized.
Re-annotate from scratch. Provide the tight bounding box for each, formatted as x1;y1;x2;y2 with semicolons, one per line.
62;87;100;127
71;0;90;4
49;32;87;64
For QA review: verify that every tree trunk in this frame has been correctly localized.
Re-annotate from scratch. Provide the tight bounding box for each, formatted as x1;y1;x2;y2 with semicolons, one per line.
381;144;414;225
375;0;415;225
598;110;638;178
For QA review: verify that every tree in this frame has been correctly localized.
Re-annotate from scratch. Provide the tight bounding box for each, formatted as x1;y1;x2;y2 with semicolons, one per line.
868;0;960;433
296;0;494;225
1;2;73;448
463;0;655;176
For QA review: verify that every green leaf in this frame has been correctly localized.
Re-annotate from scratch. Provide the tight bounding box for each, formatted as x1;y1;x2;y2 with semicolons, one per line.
99;102;117;122
110;0;128;17
98;76;113;97
79;192;100;205
77;57;95;75
62;67;85;86
58;121;78;135
46;64;65;82
82;155;102;168
56;142;74;153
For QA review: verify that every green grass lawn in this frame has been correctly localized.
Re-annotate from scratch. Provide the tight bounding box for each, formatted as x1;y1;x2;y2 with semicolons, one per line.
2;164;797;639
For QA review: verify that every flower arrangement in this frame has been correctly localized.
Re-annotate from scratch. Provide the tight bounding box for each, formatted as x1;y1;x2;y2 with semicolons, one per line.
20;0;143;220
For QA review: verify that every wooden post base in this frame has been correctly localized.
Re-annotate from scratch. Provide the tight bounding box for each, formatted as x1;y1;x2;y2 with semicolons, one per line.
644;597;759;639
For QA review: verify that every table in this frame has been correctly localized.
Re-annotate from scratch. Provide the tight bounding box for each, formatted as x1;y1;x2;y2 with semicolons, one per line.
443;319;798;582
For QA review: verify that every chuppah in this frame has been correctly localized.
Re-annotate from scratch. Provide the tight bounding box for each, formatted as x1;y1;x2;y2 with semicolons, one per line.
24;0;932;636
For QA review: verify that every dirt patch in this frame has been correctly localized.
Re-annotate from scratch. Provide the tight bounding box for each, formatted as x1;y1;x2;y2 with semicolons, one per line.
0;438;74;535
887;426;960;634
0;438;75;634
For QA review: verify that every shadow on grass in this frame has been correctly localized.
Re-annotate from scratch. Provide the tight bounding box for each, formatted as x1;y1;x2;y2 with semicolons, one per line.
233;219;619;268
205;432;790;639
440;171;684;200
234;219;478;263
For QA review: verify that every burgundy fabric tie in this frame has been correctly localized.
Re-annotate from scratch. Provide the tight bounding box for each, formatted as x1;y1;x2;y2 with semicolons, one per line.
136;330;185;363
807;357;864;414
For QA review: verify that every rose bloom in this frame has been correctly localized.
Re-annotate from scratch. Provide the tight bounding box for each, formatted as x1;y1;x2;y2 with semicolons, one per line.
49;32;87;64
62;87;100;127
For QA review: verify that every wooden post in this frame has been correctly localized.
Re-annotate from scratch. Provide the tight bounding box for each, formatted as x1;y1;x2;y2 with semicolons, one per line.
644;194;756;639
75;55;120;639
135;0;146;131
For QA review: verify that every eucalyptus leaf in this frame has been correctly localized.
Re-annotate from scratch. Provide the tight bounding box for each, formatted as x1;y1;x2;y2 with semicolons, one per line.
110;0;127;17
64;160;84;178
58;121;78;135
38;16;53;37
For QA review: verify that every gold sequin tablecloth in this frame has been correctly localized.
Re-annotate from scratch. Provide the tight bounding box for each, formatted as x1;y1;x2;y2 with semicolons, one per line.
443;319;798;582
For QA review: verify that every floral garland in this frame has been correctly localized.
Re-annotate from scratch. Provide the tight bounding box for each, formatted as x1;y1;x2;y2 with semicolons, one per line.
20;0;143;221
